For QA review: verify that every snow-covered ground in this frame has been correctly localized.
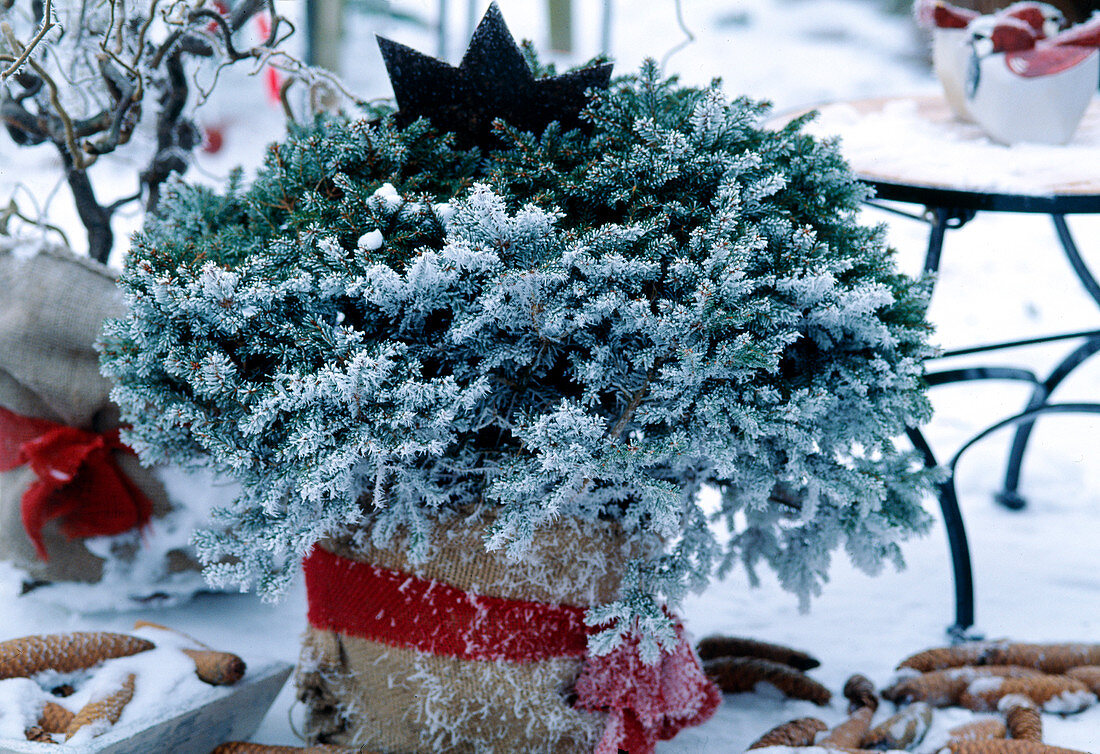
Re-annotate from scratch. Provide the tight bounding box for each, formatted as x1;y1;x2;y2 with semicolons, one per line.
2;0;1100;751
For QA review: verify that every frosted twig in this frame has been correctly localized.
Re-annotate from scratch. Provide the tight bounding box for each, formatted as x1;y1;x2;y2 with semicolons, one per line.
0;0;55;82
131;0;167;68
190;7;249;60
264;49;369;114
1;197;72;248
22;50;88;169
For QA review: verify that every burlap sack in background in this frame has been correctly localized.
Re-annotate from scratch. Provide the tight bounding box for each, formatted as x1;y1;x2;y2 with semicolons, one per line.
297;511;654;753
0;242;197;588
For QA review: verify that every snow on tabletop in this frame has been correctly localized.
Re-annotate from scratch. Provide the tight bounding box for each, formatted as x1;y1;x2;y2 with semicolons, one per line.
797;96;1100;196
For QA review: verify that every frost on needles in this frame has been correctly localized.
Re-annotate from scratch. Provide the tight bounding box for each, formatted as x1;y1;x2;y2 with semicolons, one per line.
100;62;937;651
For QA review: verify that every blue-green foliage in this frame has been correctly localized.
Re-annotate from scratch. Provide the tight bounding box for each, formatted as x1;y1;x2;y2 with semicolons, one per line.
101;62;936;651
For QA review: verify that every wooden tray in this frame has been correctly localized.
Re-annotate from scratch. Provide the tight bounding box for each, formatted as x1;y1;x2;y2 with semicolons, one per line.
0;660;293;753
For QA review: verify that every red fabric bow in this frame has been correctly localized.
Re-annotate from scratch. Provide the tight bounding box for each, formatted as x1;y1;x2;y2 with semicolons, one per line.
0;406;153;560
575;621;722;754
304;546;720;753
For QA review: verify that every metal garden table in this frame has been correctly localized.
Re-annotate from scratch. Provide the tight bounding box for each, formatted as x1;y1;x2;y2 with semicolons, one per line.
774;95;1100;639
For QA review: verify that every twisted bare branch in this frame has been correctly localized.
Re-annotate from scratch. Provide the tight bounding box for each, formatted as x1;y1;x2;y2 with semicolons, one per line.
1;0;301;261
0;0;53;82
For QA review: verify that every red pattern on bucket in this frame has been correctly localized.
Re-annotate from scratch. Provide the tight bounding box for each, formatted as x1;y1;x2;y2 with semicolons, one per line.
1005;45;1095;77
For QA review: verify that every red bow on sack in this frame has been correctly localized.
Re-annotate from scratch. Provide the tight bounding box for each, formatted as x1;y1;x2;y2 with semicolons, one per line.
0;406;153;560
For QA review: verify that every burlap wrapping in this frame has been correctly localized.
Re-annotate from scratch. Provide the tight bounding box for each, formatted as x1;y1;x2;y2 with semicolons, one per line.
298;511;652;753
0;242;192;584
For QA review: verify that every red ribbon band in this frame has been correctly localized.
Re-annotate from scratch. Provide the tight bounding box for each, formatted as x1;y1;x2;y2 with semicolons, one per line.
303;545;720;753
0;406;153;561
304;544;590;662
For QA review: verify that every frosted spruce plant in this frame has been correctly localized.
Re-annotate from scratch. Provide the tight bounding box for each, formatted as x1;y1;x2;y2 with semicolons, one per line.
100;62;937;653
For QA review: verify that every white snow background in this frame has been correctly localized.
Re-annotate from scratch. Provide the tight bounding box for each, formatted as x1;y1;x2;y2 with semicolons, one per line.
1;0;1099;750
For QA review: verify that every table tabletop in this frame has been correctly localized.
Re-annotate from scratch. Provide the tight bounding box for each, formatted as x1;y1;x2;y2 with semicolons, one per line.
773;95;1100;214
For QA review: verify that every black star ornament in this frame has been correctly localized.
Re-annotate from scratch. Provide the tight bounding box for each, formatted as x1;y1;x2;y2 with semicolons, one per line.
377;2;613;150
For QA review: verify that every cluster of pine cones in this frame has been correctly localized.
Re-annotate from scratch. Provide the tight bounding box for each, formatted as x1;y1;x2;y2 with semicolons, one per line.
886;641;1100;714
0;622;245;745
724;637;1100;754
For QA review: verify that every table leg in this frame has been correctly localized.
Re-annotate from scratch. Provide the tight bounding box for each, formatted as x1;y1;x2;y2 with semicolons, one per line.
991;216;1100;509
912;402;1100;640
906;427;976;639
1053;214;1100;307
995;334;1100;510
924;208;950;275
923;207;978;276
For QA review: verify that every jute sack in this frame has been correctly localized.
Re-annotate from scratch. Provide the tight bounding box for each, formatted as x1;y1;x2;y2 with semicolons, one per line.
0;243;194;584
297;510;652;753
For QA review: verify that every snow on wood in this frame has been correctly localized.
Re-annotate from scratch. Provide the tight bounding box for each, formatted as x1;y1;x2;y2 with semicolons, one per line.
0;661;290;754
791;96;1100;196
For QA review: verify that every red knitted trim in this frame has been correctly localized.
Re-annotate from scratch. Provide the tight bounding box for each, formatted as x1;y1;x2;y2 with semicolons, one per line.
303;546;591;663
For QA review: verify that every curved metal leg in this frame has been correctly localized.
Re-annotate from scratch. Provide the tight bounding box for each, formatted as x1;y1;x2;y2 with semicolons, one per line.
997;335;1100;510
1053;215;1100;307
907;427;976;639
911;403;1100;640
990;217;1100;509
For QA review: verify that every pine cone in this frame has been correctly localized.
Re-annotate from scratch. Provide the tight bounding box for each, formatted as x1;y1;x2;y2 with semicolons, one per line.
818;705;874;748
208;744;366;753
747;717;827;749
132;620;246;685
0;633;153;678
1065;666;1100;693
182;649;246;686
899;642;1100;674
946;741;1089;754
703;656;831;705
23;726;54;743
38;701;74;733
694;635;820;670
959;676;1094;713
843;674;879;712
861;701;932;750
883;666;1046;706
65;673;136;740
897;641;1007;672
1003;697;1042;742
947;719;1007;742
991;644;1100;674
